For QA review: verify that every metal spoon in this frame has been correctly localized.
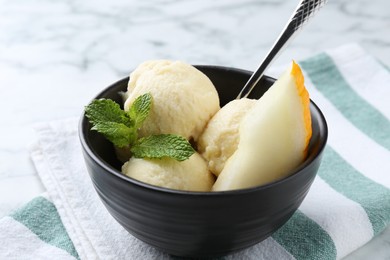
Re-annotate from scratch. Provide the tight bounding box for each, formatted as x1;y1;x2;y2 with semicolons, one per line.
236;0;328;99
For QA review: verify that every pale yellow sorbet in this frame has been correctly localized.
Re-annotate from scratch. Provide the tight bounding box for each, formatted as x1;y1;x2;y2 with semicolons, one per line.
122;153;215;192
124;60;220;141
197;98;256;176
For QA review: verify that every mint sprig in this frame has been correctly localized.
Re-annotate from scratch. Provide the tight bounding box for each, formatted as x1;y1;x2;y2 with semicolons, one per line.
84;93;194;161
85;98;131;127
131;134;195;161
85;98;135;147
91;121;136;148
128;92;152;129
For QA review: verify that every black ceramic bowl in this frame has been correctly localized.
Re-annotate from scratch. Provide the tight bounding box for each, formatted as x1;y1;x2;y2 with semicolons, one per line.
79;65;328;257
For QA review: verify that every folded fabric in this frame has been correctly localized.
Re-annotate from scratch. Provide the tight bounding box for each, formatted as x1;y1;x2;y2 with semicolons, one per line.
1;43;389;260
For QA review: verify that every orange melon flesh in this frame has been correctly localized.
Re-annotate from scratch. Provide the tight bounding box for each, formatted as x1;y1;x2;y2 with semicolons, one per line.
291;61;312;156
212;61;312;191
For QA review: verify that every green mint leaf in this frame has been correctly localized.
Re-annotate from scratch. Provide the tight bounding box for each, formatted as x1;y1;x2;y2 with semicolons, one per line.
128;93;152;129
131;134;195;161
91;122;136;147
85;99;136;147
85;99;131;127
85;95;193;162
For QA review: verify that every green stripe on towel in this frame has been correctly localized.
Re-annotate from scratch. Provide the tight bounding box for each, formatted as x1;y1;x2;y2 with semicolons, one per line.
300;54;390;151
272;211;337;260
376;58;390;72
320;147;390;235
11;196;79;259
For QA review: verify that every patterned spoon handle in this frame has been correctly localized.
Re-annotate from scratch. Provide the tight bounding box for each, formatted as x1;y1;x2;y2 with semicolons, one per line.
236;0;328;99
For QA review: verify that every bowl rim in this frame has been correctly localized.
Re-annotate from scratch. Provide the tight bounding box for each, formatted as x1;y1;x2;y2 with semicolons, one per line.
79;65;328;196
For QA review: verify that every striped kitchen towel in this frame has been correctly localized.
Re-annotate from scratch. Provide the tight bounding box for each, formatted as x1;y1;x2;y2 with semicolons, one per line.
1;43;389;260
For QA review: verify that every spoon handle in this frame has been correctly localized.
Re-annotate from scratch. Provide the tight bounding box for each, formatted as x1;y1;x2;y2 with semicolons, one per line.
236;0;328;99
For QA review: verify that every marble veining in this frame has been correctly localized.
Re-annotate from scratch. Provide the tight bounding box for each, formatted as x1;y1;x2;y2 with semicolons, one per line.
1;0;390;258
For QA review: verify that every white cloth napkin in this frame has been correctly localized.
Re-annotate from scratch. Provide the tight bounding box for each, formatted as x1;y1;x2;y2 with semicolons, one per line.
2;43;389;260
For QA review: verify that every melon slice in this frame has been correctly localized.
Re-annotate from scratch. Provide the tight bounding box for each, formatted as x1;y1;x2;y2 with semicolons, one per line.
212;61;312;191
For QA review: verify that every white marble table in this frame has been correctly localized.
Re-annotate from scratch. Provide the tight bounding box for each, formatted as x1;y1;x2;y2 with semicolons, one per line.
1;0;389;258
